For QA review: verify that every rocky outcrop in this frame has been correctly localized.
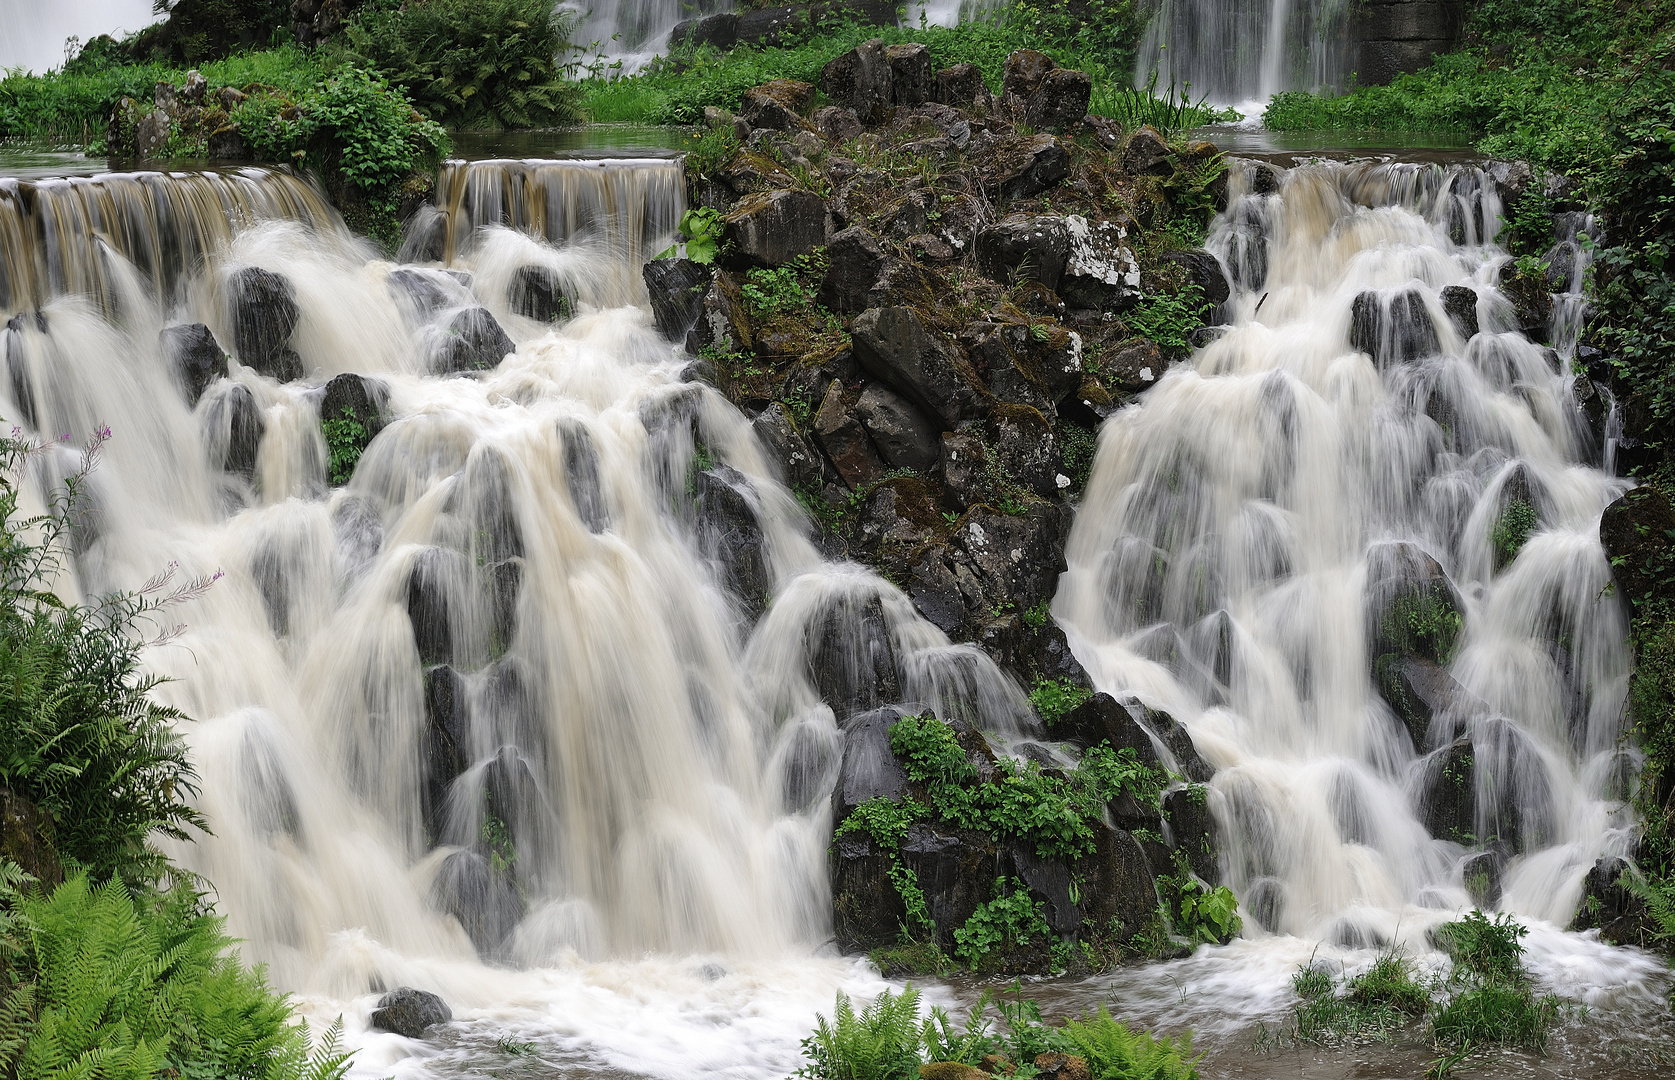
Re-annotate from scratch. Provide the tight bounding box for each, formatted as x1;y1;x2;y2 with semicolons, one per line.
162;323;228;406
0;789;62;887
433;307;514;374
370;987;452;1039
229;267;303;382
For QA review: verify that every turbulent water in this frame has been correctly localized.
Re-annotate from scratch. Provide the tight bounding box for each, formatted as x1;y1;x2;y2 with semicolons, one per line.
0;146;1667;1074
1136;0;1351;105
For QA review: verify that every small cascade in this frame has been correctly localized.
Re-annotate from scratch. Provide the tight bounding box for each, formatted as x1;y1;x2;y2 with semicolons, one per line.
0;168;339;313
1058;160;1634;954
562;0;732;69
1136;0;1352;103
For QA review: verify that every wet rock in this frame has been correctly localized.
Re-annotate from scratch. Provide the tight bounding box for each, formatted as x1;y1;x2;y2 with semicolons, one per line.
671;11;739;48
934;63;990;109
0;789;61;888
813;105;865;143
684;269;754;356
1161;249;1231;309
1246;877;1285;932
483;744;541;846
855;382;940;472
407;547;466;667
509;265;573;323
1076;824;1157;944
489;558;522;653
1365;542;1464;666
885;43;932;106
806;591;901;720
1024;68;1091;131
320;373;388;437
1061;215;1141;312
753;400;825;489
966;319;1080;412
1102;339;1164;394
1374;653;1484;751
432;850;522;957
421;665;470;845
830;831;905;950
1568;855;1646;944
370;987;453;1039
388;267;464;318
948;504;1069;618
991;405;1061;498
741;79;813;131
1011;843;1081;935
1600;487;1675;606
814;381;885;487
939;432;987;511
715;149;799;195
1420;737;1476;845
902;822;1004;945
822;39;894;125
558;422;610;533
817;226;889;314
724;189;827;268
976;214;1069;290
162;323;227;406
833;706;909;820
1350;289;1439;366
737;5;800;45
1163;787;1219;884
1462;848;1503;909
1122;125;1173;177
695;466;771;619
206;383;264;480
644;258;711;343
229;267;303;381
993;135;1069;201
1440;284;1479;339
433;307;514;374
851;306;984;428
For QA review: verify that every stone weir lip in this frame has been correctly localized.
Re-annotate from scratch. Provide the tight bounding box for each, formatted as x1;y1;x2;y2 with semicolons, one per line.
1195;125;1487;168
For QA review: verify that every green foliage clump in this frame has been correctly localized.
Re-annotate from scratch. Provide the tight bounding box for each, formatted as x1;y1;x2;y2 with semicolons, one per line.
1490;499;1538;569
336;0;583;129
742;264;815;317
1155;857;1240;948
320;413;369;487
1425;912;1562;1070
1091;71;1237;136
0;873;350;1080
1290;951;1432;1047
1028;676;1092;726
654;208;725;264
127;0;292;66
951;877;1052;969
834;796;929;854
796;986;1199;1080
1434;910;1527;984
1126;283;1209;360
0;433;206;886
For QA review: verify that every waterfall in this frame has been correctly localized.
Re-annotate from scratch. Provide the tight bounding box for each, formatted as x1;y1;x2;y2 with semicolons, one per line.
1135;0;1352;104
1057;160;1636;953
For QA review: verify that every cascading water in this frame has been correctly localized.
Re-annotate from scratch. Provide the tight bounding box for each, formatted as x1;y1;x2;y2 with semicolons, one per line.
0;154;1057;1072
1135;0;1351;105
1053;159;1669;1039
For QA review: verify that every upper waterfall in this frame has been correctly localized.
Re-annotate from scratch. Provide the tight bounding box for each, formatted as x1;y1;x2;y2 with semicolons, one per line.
1136;0;1352;104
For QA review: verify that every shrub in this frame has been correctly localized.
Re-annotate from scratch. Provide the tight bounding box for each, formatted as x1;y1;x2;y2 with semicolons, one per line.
952;877;1052;968
128;0;293;65
337;0;582;129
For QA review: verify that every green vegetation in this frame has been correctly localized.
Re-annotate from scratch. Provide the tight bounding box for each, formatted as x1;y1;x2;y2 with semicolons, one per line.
1155;856;1240;947
1289;951;1431;1045
1028;675;1092;725
1127;282;1209;360
796;985;1199;1080
336;0;582;129
951;877;1054;968
321;412;371;486
0;428;351;1076
653;207;726;264
1490;499;1538;570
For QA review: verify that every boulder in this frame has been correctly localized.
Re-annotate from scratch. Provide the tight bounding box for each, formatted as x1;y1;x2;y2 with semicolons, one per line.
885;43;932;106
949;505;1069;618
229;267;303;381
737;5;800;45
740;79;813;131
1060;214;1141;312
1350;288;1439;366
855;382;940;472
135;109;171;158
901;823;1005;946
1122;125;1173;177
1162;249;1231;308
991;405;1061;498
1034;1054;1091;1080
0;789;61;887
1076;823;1157;944
1420;737;1476;844
370;987;453;1039
1024;68;1091;131
822;39;894;125
320;373;388;437
992;135;1069;202
1462;848;1503;909
407;547;467;667
934;63;990;109
684;270;753;356
421;665;470;845
817;226;889;314
715;149;799;195
830;831;906;950
388;267;465;317
1600;487;1675;606
671;12;739;49
162;323;227;406
431;850;523;956
644;258;711;342
1365;542;1463;666
752;400;825;489
724;189;827;268
1375;653;1482;751
813;105;865;143
814;381;885;487
557;421;610;533
1568;855;1646;944
1440;284;1479;339
207;125;244;160
694;466;771;619
976;214;1069;290
508;265;573;323
1102;339;1164;394
851;307;985;428
806;591;901;720
1058;692;1161;765
939;432;987;511
434;307;515;374
833;706;909;819
206;382;264;480
1001;49;1057;102
1163;787;1219;883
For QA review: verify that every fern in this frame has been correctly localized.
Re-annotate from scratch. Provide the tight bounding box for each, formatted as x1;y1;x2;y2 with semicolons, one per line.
1062;1006;1199;1080
795;988;923;1080
1624;870;1675;940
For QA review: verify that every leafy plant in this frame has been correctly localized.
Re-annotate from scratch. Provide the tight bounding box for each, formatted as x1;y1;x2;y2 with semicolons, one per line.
1490;498;1538;569
320;413;369;487
1127;282;1210;360
1157;856;1241;947
1029;676;1092;725
1062;1006;1199;1080
952;878;1053;969
795;987;923;1080
742;264;813;316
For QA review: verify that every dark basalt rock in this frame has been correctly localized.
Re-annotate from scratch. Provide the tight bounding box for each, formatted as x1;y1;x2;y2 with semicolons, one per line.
434;307;514;374
991;405;1061;498
559;421;611;533
162;323;227;406
1024;68;1091;132
508;265;573;323
812;105;864;143
1350;288;1439;366
851;306;985;428
1440;284;1479;339
821;38;894;125
885;43;932;106
1162;249;1231;309
320;372;388;438
489;557;522;653
1076;823;1158;944
387;267;464;318
1122;125;1172;177
741;79;814;131
752;401;825;488
370;987;453;1039
1568;855;1647;944
817;226;889;314
1365;541;1464;667
644;258;711;343
736;5;799;45
1600;487;1675;607
1102;339;1164;394
1420;737;1476;845
694;465;771;620
992;135;1069;201
0;789;62;888
833;706;909;820
1463;847;1503;909
1375;653;1483;751
814;381;884;489
422;665;470;845
229;267;303;381
431;850;523;957
976;214;1070;290
934;63;990;109
854;382;940;472
1001;48;1057;101
1246;877;1285;932
671;12;740;49
407;547;467;667
206;382;264;480
1163;787;1219;884
806;591;901;721
724;189;828;268
684;269;753;356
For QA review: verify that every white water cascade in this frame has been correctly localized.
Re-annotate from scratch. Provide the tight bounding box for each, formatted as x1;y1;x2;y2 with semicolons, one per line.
1135;0;1352;105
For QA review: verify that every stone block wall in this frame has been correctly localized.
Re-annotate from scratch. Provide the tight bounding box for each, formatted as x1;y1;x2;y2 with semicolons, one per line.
1350;0;1466;85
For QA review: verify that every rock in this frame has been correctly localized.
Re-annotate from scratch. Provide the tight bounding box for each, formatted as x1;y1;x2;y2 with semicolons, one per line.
1059;693;1160;761
822;39;894;125
830;831;905;950
813;105;864;143
1001;49;1057;102
886;43;932;106
902;822;1005;946
1568;855;1646;944
370;987;453;1039
806;591;901;720
1601;487;1675;607
431;850;522;956
206;382;264;480
1163;787;1219;883
906;233;954;262
1375;653;1482;751
817;226;889;314
934;63;990;110
644;258;711;342
421;665;470;845
684;269;753;356
921;1065;988;1080
1162;249;1231;308
737;5;800;44
851;307;984;428
977;214;1070;290
1441;284;1479;339
694;466;771;619
508;265;573;323
966;318;1082;410
1024;68;1091;131
671;11;739;48
1420;737;1475;844
229;267;303;381
940;432;987;511
206;125;243;160
407;547;467;666
855;382;940;472
180;69;207;102
1033;1054;1090;1080
1010;844;1081;935
387;267;463;318
833;706;909;820
1365;542;1463;666
991;405;1061;498
216;86;246;110
433;307;514;374
0;789;62;887
1103;339;1164;394
992;135;1069;202
724;189;827;268
135;109;171;157
950;505;1069;617
162;323;227;406
716;149;799;195
815;381;885;487
1122;125;1173;177
740;79;813;131
1462;848;1503;909
1060;215;1141;312
1077;823;1157;944
1350;288;1439;366
753;401;825;488
320;373;388;438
